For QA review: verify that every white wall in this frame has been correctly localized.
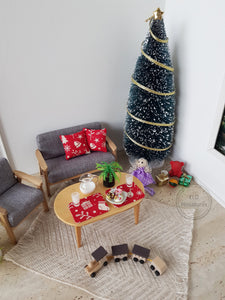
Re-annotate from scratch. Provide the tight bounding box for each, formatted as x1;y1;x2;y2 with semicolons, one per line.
165;0;225;207
0;0;165;173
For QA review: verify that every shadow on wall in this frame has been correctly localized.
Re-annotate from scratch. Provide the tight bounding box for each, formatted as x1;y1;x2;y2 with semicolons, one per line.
170;25;187;159
0;116;15;169
102;122;124;151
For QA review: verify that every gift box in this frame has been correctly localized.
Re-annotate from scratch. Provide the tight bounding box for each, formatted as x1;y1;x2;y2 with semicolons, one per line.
155;170;169;186
179;174;192;187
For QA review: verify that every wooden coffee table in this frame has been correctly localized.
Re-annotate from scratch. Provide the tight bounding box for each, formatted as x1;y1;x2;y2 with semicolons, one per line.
54;172;145;248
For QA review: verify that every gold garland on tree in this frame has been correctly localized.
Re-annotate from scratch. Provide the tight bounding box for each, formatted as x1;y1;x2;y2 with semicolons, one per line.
125;8;175;152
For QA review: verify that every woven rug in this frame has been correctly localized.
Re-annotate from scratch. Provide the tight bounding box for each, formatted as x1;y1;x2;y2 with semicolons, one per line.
5;183;194;300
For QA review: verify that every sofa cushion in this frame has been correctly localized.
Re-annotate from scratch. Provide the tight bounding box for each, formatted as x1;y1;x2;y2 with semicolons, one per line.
36;122;102;160
0;183;43;227
60;130;90;160
0;158;17;196
46;151;115;183
83;128;107;152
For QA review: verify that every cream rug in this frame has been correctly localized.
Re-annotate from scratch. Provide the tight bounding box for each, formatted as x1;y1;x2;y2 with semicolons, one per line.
5;183;194;300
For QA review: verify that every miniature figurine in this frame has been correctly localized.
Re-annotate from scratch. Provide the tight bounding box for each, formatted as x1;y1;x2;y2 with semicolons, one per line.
130;158;155;196
169;161;184;178
111;244;129;262
84;246;111;277
132;244;150;264
149;256;167;276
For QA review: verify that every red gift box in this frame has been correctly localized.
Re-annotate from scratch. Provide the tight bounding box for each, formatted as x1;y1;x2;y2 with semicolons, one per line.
69;193;109;223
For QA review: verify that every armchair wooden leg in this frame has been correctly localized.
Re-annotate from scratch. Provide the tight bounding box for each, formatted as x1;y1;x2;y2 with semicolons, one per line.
41;190;49;212
0;214;17;244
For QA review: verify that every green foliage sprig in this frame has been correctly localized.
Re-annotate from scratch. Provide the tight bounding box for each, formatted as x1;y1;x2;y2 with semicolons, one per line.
96;161;123;183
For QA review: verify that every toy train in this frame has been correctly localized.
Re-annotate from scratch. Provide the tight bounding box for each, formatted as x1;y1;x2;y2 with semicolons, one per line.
84;246;112;278
84;244;167;278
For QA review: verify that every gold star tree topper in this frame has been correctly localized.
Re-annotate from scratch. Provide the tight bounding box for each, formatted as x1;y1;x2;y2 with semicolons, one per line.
153;8;164;20
146;8;164;22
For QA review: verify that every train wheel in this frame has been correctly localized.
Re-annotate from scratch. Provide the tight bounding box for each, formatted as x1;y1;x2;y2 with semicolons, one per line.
140;260;144;264
123;256;128;261
150;265;155;270
91;272;96;278
115;258;120;263
133;257;138;262
155;270;160;276
103;261;108;266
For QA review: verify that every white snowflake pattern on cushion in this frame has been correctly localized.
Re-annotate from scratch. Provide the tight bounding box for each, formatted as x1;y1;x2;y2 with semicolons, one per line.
64;145;71;152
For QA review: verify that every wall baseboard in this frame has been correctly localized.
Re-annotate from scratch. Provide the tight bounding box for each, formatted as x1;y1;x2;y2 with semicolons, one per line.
193;175;225;209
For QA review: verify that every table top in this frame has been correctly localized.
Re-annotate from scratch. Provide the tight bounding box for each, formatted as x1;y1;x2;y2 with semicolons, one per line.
54;172;145;227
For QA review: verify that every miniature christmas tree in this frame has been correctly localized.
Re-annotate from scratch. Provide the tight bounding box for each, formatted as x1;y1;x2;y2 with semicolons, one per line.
123;8;175;164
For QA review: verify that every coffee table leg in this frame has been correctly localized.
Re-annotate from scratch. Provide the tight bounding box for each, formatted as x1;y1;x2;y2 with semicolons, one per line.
75;226;82;248
134;203;140;224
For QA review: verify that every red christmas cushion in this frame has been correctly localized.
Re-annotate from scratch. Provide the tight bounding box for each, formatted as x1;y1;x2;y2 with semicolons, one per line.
60;131;90;160
83;128;107;152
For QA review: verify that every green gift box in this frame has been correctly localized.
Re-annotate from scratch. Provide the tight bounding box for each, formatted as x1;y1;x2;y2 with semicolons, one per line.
179;174;192;187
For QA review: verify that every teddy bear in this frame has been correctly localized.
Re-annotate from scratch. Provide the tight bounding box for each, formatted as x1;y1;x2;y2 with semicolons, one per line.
169;161;184;178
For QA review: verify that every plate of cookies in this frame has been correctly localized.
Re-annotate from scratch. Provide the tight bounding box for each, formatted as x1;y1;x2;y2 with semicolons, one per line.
106;187;127;205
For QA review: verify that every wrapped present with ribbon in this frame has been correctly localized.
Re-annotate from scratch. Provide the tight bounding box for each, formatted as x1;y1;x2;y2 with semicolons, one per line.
179;173;192;187
155;170;169;186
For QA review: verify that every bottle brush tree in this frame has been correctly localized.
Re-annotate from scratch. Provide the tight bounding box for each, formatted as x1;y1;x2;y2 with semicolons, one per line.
123;8;176;165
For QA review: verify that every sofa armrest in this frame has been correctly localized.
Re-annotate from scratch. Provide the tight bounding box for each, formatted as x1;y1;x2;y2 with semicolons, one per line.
35;149;48;172
0;206;8;216
14;170;42;189
106;136;117;159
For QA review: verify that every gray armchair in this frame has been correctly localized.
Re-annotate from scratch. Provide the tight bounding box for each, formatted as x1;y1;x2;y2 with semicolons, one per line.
0;158;49;244
36;122;117;197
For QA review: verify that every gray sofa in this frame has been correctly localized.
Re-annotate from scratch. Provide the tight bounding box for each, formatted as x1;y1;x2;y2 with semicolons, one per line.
36;122;117;196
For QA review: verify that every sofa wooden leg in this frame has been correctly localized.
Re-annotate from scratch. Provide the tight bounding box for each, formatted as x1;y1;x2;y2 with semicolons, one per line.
43;171;51;197
0;214;17;244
